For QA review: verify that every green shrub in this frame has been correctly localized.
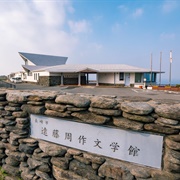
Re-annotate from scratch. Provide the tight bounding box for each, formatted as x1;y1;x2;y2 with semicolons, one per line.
0;167;7;180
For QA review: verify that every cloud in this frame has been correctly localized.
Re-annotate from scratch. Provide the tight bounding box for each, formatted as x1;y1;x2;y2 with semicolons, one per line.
112;23;122;33
0;0;83;75
93;15;103;22
92;43;103;51
132;8;143;18
162;0;178;13
160;32;175;40
118;5;128;12
68;20;91;34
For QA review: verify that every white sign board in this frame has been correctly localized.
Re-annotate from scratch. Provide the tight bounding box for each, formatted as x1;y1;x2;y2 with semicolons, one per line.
30;114;163;169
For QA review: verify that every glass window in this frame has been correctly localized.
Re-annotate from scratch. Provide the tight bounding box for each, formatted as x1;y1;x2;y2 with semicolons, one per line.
135;73;143;83
144;73;156;82
119;73;124;81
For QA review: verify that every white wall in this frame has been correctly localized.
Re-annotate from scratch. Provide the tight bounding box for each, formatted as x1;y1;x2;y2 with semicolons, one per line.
24;75;37;82
22;71;49;82
98;73;114;84
130;73;135;84
98;73;140;85
26;60;35;66
99;73;125;85
39;71;50;76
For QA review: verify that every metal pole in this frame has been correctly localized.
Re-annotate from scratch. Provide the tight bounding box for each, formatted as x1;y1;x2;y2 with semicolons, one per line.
150;53;152;84
169;50;172;86
159;52;162;85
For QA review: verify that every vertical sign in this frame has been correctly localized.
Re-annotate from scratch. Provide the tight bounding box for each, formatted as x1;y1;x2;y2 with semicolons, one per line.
30;114;163;169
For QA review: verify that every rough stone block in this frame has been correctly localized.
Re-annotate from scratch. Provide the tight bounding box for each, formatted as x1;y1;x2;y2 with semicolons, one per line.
38;140;67;156
72;111;110;124
90;96;117;109
155;104;180;120
44;109;71;118
123;112;155;123
21;104;45;115
98;159;134;180
89;107;121;116
45;102;66;112
144;124;179;134
52;165;88;180
51;157;69;170
113;117;144;131
165;135;180;150
55;94;91;108
121;102;154;115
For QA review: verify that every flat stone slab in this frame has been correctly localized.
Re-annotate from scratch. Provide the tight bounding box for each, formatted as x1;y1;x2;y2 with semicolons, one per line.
90;96;117;109
55;94;91;108
144;124;179;134
38;140;67;156
72;112;110;125
89;107;121;116
155;104;180;120
122;112;155;123
113;117;144;131
121;102;154;115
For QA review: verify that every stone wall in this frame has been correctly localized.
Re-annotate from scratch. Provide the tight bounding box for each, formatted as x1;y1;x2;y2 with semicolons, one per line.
39;76;87;86
0;89;179;180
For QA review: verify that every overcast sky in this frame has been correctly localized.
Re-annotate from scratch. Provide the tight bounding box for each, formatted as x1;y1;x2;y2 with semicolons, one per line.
0;0;179;83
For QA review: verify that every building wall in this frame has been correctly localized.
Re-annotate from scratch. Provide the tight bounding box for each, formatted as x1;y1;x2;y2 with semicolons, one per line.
39;75;87;86
98;73;136;85
130;73;135;84
0;90;179;180
26;60;35;66
98;73;116;84
23;74;37;82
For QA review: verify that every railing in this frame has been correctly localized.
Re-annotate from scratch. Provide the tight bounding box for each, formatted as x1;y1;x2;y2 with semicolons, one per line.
0;81;16;89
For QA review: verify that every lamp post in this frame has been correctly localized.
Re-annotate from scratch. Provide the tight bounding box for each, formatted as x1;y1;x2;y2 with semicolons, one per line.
169;50;172;86
143;78;146;89
159;52;162;85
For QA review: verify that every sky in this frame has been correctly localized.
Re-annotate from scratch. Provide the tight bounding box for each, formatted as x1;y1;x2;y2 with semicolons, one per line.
0;0;179;84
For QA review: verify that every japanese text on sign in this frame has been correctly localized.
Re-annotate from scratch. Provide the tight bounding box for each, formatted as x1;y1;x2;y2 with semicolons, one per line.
30;114;163;169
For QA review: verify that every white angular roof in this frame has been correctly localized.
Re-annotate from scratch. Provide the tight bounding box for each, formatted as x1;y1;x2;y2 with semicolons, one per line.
32;64;160;73
19;52;67;66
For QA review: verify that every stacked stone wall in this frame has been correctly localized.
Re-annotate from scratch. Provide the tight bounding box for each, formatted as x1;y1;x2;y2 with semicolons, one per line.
0;89;179;179
39;76;87;86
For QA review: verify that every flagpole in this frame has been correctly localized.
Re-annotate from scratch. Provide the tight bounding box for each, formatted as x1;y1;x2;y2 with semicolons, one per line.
159;52;162;85
150;53;152;84
169;50;172;86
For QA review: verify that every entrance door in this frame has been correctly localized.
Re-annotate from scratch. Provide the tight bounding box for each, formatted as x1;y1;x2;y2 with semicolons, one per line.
125;73;130;86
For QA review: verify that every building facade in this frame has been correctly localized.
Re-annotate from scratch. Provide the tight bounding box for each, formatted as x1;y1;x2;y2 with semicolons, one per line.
18;52;161;87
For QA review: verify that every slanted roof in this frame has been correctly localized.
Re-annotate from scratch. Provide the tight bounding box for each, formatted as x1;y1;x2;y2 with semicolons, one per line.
33;64;161;73
19;52;68;66
22;65;49;71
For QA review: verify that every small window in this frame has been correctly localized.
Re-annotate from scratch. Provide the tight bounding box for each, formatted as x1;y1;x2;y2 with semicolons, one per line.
135;73;142;83
119;73;124;81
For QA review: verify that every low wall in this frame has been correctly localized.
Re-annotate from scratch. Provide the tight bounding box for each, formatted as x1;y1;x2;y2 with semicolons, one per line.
0;89;180;180
39;76;87;86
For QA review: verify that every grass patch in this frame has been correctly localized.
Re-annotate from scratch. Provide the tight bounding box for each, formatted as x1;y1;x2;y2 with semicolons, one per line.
0;167;8;180
0;167;22;180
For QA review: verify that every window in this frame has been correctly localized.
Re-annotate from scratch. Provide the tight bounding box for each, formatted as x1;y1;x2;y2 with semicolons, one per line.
28;71;32;76
144;73;156;82
34;73;39;80
119;73;124;81
135;73;143;83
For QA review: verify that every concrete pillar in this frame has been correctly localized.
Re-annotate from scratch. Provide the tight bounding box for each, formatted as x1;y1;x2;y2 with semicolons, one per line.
60;73;64;86
96;73;99;86
78;72;81;86
87;73;89;84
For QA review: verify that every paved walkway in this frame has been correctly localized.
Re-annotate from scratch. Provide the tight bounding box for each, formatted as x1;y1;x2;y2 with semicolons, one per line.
12;83;180;102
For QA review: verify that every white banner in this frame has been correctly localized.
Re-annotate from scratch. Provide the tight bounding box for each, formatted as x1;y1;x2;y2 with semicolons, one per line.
30;114;163;169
